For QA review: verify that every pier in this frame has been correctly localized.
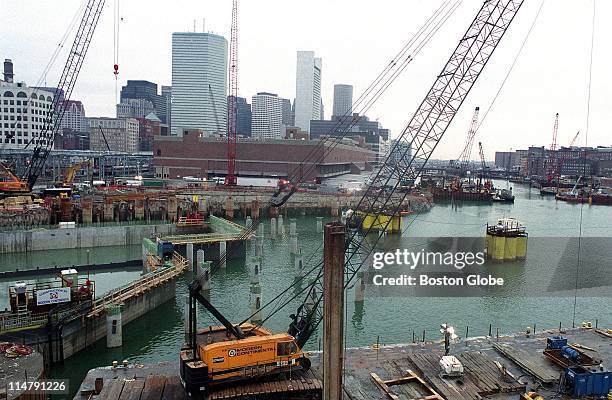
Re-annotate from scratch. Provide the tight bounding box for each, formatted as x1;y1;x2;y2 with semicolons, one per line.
75;327;612;399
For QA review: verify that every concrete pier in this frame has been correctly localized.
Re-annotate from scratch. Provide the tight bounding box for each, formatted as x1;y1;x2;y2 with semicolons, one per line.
219;241;227;268
323;222;345;400
105;304;123;348
277;215;285;235
200;261;212;291
196;249;204;274
186;243;195;270
316;216;323;233
249;284;263;324
254;235;264;257
249;256;262;284
294;252;304;279
270;217;277;237
245;216;252;229
354;271;365;302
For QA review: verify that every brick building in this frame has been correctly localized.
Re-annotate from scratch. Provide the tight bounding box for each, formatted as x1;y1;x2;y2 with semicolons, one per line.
153;129;375;181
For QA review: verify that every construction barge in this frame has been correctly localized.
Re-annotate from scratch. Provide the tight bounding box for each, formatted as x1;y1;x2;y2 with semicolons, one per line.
75;327;612;400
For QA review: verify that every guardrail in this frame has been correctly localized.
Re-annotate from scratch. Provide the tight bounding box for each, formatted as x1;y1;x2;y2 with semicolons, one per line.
87;252;188;318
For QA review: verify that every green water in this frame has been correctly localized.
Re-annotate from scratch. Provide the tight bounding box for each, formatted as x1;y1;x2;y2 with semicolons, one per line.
1;180;610;397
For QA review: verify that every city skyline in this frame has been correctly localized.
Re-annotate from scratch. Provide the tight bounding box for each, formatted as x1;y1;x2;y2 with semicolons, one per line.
2;0;610;158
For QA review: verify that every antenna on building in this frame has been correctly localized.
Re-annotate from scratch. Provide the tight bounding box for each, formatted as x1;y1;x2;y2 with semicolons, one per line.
193;20;196;32
202;18;205;32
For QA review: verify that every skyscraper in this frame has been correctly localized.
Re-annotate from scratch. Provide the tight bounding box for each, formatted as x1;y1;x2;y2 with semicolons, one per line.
251;92;282;140
228;95;252;137
294;51;322;132
332;84;353;117
120;80;168;123
171;32;228;136
280;98;293;126
161;85;172;129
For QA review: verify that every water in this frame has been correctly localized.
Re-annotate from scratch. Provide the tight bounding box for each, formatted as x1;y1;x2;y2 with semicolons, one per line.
2;180;610;397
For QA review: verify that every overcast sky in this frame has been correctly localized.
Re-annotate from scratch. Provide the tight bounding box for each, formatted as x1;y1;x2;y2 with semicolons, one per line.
2;0;609;159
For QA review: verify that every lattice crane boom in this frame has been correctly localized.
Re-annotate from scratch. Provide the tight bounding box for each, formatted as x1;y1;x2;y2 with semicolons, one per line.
288;0;526;349
456;106;480;175
546;113;559;182
23;0;106;190
225;0;239;186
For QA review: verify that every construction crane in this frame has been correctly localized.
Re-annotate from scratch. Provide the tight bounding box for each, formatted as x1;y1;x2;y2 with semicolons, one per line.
180;0;525;396
478;141;491;189
454;106;480;177
545;112;559;183
0;163;29;196
18;0;105;191
225;0;239;186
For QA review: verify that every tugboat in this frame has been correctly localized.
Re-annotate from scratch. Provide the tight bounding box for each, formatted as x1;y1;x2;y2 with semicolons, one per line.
492;188;515;203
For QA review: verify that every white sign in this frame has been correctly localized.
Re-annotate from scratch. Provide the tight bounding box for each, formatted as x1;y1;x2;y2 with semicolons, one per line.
36;287;71;306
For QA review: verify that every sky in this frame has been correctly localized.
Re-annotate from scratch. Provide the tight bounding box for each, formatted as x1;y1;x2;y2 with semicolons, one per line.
2;0;610;160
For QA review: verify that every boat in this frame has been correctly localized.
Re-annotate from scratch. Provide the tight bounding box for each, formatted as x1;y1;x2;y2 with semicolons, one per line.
540;187;557;196
590;189;612;205
492;188;515;203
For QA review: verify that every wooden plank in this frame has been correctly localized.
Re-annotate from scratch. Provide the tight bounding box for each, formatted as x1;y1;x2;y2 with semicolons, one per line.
140;376;166;400
98;378;126;400
118;380;144;400
162;376;185;400
370;372;400;400
493;343;558;384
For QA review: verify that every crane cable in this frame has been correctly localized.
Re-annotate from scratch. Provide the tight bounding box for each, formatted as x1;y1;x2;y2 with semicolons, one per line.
113;0;121;102
572;0;596;329
475;0;545;134
247;1;463;324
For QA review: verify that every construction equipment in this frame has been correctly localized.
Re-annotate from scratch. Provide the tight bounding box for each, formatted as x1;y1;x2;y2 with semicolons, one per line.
545;113;559;183
61;161;91;187
181;0;525;396
3;0;105;194
0;163;29;196
180;279;310;395
519;392;544;400
225;0;238;186
478;142;492;190
454;106;480;177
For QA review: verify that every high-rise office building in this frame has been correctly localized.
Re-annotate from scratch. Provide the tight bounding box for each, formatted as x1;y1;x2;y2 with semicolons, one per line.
60;100;87;132
171;32;228;136
116;98;155;119
161;85;172;129
120;80;168;124
332;84;353;117
280;98;293;126
228;95;252;137
294;51;322;132
251;92;282;140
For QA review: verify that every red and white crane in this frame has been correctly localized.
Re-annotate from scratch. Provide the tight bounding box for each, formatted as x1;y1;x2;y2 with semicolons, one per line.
225;0;239;186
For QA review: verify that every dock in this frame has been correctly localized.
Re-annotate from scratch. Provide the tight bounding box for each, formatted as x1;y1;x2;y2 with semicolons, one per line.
76;327;612;399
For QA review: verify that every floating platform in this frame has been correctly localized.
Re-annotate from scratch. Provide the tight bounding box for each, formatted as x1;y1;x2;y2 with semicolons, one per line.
76;362;321;400
485;218;527;262
357;211;402;233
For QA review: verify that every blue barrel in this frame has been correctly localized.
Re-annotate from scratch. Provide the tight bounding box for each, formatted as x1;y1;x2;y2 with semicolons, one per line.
562;345;581;362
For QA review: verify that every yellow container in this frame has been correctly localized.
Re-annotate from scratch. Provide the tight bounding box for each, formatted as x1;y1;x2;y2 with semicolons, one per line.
376;214;391;231
486;234;492;257
492;236;506;261
391;214;402;233
504;237;517;261
516;236;528;259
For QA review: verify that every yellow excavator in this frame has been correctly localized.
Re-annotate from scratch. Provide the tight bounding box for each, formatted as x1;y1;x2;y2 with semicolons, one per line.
180;280;311;396
0;163;29;196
